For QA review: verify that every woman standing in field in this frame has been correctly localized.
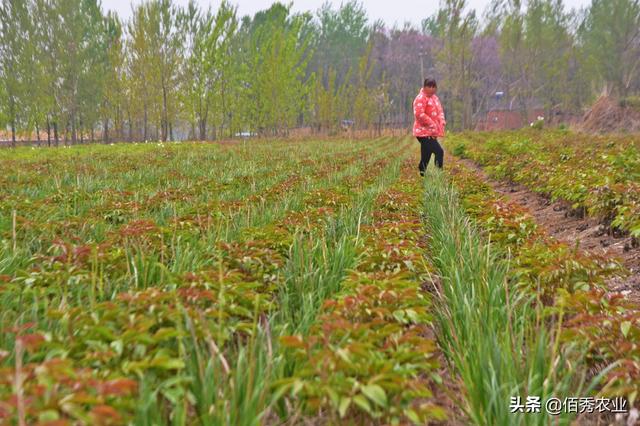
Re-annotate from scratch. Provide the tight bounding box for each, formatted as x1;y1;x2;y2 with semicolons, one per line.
413;78;446;176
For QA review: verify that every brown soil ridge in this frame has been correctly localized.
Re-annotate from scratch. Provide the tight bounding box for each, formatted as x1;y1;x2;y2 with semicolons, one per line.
455;157;640;305
580;95;640;134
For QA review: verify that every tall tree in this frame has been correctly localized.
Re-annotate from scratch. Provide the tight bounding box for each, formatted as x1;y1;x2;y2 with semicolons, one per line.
101;12;125;143
127;3;157;141
127;0;183;142
242;4;313;136
314;1;369;87
181;1;238;140
523;0;574;115
428;0;478;129
0;0;31;146
209;2;240;140
33;0;60;146
48;0;109;144
351;41;376;130
181;1;209;139
579;0;640;97
157;0;183;141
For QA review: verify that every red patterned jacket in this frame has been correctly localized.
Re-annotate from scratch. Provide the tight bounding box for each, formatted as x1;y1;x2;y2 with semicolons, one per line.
412;89;446;137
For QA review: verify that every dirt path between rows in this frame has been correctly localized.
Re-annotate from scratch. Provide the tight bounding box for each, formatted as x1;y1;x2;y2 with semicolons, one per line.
455;157;640;304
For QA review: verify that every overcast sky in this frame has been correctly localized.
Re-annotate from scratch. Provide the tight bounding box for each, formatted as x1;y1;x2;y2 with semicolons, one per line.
105;0;592;28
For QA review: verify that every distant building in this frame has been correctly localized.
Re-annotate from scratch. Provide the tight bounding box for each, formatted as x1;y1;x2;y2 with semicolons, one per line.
475;92;547;130
476;108;546;131
341;119;355;131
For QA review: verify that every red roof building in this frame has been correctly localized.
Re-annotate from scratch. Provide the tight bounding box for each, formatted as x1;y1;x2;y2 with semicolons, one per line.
475;108;546;131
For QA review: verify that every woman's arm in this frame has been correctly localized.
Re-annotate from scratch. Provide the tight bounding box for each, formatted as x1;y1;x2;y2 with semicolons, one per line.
436;97;446;127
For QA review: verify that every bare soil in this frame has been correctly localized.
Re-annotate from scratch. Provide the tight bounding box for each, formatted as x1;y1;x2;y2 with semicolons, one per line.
580;95;640;134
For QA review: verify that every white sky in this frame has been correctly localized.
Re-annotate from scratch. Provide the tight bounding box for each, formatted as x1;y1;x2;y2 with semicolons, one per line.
103;0;592;28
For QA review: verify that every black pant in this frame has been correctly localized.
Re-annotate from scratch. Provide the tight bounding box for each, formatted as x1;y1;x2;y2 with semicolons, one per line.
417;136;443;172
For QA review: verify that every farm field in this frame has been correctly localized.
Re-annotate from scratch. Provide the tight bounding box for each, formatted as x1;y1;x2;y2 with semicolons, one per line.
0;132;639;425
0;137;448;425
2;0;640;423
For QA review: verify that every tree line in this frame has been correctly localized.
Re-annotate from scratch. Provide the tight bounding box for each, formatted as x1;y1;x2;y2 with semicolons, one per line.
0;0;638;145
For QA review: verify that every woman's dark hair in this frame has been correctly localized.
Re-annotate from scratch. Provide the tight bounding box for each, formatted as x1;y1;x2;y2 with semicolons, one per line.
423;78;437;88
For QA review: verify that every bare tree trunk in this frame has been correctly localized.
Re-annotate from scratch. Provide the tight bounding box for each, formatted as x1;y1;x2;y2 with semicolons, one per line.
10;119;16;148
46;117;51;147
128;110;133;142
199;117;207;141
71;113;77;145
8;97;16;147
161;84;168;142
104;117;109;143
117;106;123;141
143;104;148;141
53;121;59;147
35;123;41;147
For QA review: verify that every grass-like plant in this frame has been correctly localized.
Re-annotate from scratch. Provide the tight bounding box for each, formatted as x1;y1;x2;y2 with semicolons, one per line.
422;168;607;425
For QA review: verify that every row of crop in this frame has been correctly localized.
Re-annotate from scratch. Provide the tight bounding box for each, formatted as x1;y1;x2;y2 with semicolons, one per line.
0;138;412;424
448;130;640;237
277;157;447;425
444;157;639;416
